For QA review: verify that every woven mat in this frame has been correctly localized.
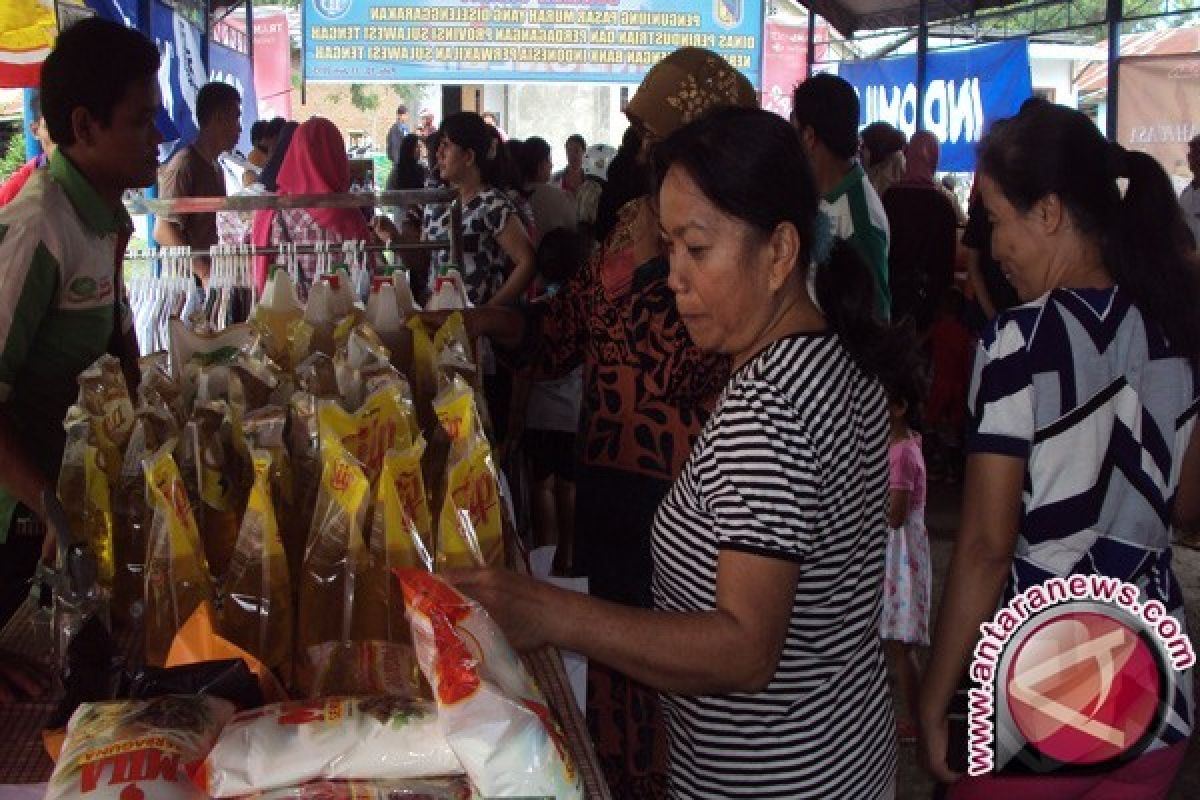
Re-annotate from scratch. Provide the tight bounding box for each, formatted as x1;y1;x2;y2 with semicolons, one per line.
0;601;59;784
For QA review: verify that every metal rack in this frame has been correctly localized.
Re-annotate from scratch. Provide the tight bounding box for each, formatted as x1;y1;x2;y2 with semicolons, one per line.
125;187;465;265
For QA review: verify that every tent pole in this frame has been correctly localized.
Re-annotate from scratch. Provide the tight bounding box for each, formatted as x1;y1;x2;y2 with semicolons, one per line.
806;10;816;78
201;0;211;73
916;0;929;132
1105;0;1121;140
246;1;254;65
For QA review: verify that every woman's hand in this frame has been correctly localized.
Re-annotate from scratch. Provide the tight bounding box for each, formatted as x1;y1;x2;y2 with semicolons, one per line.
445;568;554;652
918;706;962;784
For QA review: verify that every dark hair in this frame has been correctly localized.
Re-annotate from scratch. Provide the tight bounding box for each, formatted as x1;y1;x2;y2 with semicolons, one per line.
250;120;269;149
265;116;286;139
196;81;241;127
566;133;586;151
536;227;591;285
653;106;915;383
397;104;408;116
398;133;421;163
595;125;647;242
860;121;906;168
792;74;860;159
439;111;519;191
40;17;160;148
978;103;1200;360
877;324;928;432
517;136;551;184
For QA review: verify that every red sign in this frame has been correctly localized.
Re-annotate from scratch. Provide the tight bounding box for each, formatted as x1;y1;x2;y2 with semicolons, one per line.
762;20;824;118
253;12;292;119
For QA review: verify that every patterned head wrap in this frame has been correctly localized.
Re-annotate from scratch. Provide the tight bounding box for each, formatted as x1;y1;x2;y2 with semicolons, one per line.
625;47;758;140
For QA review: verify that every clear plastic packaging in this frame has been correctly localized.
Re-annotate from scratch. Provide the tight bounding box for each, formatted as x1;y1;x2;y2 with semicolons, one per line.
143;443;214;667
297;439;371;694
45;695;233;800
430;380;503;570
358;438;434;646
219;449;293;680
317;383;417;485
200;697;462;798
230;777;475;800
398;571;581;799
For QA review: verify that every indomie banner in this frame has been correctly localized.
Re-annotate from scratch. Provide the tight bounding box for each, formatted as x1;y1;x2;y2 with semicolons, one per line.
838;38;1032;172
303;0;762;86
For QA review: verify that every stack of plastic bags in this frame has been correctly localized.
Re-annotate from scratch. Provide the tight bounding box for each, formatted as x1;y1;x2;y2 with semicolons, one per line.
45;261;582;798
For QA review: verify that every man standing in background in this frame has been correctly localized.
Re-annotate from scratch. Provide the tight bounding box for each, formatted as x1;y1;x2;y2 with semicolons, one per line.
552;133;587;195
386;104;410;164
791;74;891;320
154;81;241;287
1181;135;1200;250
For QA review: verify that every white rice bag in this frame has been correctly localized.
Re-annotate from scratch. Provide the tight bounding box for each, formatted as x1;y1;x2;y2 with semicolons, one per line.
397;569;582;799
45;695;234;800
200;697;462;797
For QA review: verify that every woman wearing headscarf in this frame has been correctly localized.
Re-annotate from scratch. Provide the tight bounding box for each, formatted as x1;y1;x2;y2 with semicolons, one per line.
435;48;757;798
882;130;959;331
251;116;373;300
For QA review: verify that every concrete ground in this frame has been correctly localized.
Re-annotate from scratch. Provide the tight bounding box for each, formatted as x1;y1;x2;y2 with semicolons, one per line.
896;481;1200;799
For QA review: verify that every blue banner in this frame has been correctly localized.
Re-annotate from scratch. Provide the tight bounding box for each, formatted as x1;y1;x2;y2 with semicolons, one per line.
837;39;1033;172
303;0;762;86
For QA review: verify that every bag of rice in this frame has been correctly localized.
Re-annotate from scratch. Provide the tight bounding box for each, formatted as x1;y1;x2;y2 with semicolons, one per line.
45;695;233;800
200;697;462;798
397;570;580;799
233;777;475;799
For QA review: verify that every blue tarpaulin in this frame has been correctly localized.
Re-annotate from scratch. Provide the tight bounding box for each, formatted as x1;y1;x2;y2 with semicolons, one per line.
838;38;1033;172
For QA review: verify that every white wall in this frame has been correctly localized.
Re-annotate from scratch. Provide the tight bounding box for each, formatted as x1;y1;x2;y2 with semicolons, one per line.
501;84;629;172
1031;58;1078;108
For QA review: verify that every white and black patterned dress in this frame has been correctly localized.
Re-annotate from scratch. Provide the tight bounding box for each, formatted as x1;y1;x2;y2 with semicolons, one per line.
968;286;1197;750
652;333;897;799
423;186;518;305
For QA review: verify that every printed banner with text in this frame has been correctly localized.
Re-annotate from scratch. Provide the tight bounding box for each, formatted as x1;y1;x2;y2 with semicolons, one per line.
304;0;762;86
837;38;1032;172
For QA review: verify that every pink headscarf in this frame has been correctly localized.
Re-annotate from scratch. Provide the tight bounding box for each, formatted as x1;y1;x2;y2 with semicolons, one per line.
252;117;371;293
902;131;940;185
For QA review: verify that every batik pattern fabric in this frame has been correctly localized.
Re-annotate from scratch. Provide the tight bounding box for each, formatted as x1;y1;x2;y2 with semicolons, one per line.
967;286;1198;750
423;187;517;305
533;197;729;484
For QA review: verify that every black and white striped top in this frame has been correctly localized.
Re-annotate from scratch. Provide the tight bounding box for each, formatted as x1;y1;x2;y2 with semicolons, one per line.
652;333;897;799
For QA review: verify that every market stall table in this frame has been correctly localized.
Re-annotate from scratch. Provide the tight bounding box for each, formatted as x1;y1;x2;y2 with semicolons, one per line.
0;600;612;798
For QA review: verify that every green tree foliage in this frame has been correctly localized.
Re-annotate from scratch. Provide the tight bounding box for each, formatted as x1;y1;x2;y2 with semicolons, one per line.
0;132;27;183
350;83;380;112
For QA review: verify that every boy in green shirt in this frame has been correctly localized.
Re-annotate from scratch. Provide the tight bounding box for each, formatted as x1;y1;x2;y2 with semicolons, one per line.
792;74;892;320
0;18;161;697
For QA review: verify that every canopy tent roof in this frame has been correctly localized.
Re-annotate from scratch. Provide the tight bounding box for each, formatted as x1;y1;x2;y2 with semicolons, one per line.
781;0;1034;37
1074;27;1200;94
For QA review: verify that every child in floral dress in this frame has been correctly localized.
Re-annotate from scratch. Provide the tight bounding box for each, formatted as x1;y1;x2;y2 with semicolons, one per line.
880;369;932;743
